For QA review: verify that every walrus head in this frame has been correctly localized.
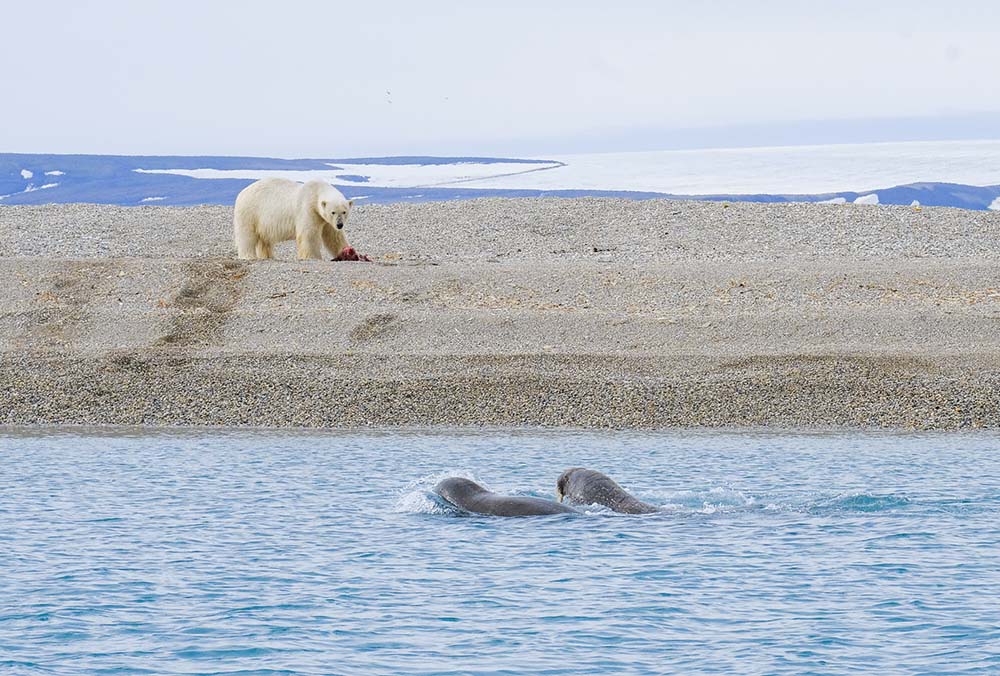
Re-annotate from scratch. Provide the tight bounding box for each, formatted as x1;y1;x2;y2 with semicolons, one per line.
555;467;660;514
555;467;586;502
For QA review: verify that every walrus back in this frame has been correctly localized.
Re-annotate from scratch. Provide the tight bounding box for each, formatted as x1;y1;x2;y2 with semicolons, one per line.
434;477;576;517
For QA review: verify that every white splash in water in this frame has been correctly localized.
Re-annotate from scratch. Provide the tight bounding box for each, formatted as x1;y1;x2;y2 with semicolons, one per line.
392;469;483;514
393;489;454;515
650;486;760;515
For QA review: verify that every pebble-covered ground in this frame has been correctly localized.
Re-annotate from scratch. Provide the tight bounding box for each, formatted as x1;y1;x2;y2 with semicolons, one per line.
3;199;1000;261
1;199;998;428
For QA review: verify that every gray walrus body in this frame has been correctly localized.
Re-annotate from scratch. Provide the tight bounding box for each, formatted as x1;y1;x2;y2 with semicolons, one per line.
556;468;660;514
434;477;578;517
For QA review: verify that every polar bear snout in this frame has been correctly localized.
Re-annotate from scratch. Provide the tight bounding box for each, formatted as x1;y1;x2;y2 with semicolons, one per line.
336;220;344;230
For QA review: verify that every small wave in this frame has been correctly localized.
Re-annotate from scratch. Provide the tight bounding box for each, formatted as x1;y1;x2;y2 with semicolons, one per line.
553;500;620;516
809;493;912;513
927;494;1000;514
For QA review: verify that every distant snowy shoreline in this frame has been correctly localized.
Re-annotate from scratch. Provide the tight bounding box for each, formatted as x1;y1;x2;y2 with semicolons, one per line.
3;141;1000;209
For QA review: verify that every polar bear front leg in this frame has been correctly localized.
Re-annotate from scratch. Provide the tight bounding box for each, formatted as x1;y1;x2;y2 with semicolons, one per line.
321;222;348;258
296;227;324;260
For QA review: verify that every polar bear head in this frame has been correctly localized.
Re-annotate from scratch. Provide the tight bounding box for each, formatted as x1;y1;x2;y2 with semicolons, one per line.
312;183;353;230
319;196;353;230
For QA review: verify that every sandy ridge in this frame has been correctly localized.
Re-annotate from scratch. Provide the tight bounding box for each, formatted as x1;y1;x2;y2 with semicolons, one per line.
1;199;998;429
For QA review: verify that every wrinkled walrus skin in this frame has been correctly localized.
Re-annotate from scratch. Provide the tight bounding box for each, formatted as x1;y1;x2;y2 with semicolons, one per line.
434;477;579;517
556;468;660;514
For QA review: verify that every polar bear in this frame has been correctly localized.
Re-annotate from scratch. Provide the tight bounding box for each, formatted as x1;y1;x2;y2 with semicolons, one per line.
233;178;354;260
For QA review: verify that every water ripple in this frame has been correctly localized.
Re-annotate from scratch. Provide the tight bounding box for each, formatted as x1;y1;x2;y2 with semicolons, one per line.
1;428;999;674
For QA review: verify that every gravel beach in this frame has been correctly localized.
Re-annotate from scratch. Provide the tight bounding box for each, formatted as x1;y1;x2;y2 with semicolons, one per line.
2;198;998;429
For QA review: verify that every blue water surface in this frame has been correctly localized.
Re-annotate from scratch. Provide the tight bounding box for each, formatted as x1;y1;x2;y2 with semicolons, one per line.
4;153;1000;208
1;428;998;675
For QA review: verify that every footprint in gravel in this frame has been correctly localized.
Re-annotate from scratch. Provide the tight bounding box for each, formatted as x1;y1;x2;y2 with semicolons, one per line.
349;313;401;343
156;260;247;347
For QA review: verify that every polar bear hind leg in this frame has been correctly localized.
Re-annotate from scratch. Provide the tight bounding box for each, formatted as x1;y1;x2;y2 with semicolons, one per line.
234;217;260;260
256;240;274;259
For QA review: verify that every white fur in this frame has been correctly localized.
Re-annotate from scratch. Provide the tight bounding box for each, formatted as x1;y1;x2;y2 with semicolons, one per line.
233;178;353;260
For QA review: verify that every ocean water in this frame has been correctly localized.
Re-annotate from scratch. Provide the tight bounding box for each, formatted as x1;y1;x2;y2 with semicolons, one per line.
127;140;1000;195
1;428;998;675
6;141;1000;208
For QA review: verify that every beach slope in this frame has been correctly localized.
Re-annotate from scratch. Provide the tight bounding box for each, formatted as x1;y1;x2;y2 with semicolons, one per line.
2;199;998;429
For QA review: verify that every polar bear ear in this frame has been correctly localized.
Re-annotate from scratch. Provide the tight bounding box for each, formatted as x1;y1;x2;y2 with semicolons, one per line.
348;199;354;208
320;200;327;209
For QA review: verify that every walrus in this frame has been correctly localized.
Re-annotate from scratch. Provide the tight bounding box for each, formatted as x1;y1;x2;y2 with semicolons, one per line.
434;477;578;517
556;468;660;514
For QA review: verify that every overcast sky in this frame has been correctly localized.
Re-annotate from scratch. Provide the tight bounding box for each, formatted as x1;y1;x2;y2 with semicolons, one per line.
4;1;1000;157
